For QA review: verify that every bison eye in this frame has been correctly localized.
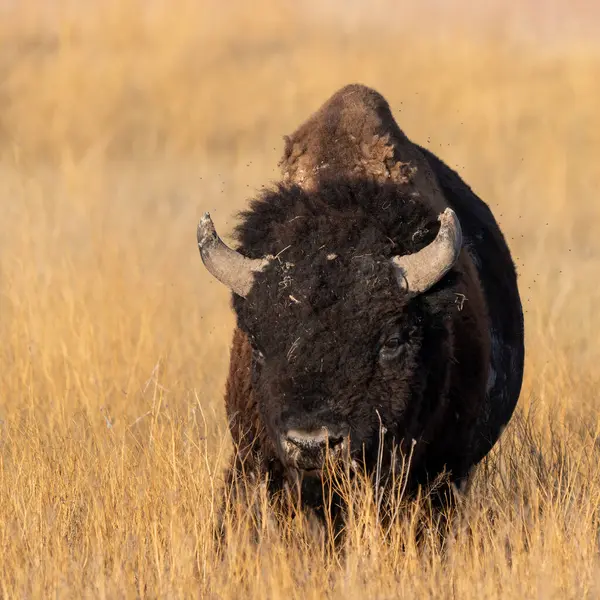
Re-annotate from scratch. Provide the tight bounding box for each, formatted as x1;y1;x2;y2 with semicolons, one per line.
247;334;266;365
380;335;404;361
251;349;265;384
251;344;265;366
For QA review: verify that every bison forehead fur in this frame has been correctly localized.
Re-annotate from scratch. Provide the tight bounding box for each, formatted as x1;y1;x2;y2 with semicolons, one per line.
201;83;524;528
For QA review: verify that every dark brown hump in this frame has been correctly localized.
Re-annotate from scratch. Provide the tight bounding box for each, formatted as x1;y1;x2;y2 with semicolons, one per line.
279;83;447;213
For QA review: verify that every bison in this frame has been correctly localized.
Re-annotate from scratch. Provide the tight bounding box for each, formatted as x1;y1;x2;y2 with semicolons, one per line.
197;84;524;533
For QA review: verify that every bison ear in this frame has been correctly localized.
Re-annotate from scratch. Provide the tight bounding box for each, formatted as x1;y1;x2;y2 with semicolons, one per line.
421;269;463;318
197;213;272;298
391;208;463;296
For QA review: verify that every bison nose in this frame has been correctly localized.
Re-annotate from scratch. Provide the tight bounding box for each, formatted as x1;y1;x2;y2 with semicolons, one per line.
285;428;346;452
282;427;348;472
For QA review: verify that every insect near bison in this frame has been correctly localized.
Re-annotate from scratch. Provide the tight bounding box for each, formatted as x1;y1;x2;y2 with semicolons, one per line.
196;84;524;538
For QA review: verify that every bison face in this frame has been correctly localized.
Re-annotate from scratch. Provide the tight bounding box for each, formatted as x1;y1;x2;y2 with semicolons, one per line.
235;251;452;478
197;180;463;479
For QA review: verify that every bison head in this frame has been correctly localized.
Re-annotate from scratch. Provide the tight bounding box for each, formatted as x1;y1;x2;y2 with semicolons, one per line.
197;181;462;479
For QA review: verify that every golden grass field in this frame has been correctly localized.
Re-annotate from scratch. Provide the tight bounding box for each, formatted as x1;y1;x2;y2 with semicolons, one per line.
1;1;600;597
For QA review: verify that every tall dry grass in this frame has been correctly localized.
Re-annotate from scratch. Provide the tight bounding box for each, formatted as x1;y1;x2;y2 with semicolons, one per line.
1;1;599;597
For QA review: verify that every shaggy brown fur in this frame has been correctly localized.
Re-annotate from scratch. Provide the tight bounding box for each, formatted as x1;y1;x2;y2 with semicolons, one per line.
217;84;524;532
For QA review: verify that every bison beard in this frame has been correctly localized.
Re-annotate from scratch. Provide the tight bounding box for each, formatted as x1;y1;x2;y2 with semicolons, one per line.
196;84;524;541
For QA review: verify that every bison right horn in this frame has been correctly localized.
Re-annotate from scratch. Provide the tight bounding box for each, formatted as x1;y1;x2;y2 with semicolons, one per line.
391;208;463;295
197;212;270;297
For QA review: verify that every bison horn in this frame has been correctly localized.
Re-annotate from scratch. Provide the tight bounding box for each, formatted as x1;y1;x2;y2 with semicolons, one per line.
391;208;463;295
197;212;270;297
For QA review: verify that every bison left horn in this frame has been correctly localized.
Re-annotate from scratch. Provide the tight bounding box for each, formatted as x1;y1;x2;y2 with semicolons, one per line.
391;208;463;295
197;212;271;297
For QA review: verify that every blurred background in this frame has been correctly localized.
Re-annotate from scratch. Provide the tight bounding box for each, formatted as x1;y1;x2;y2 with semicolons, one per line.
0;1;599;595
